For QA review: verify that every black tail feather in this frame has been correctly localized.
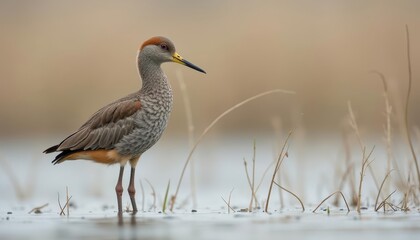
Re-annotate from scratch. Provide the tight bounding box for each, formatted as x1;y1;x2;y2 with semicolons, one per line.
51;150;76;165
44;145;59;154
45;145;78;165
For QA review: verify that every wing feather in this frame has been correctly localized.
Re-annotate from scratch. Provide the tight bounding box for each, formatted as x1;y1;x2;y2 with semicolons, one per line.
52;97;141;152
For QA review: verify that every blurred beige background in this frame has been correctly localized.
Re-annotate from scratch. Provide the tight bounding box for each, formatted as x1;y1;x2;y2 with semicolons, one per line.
1;0;419;138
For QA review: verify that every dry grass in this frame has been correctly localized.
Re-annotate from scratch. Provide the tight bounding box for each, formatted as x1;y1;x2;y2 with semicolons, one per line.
265;131;292;213
221;188;236;214
313;191;350;213
58;186;72;216
334;130;358;206
347;102;381;192
273;181;305;212
139;179;145;212
356;146;375;213
243;141;258;212
170;89;295;211
162;180;170;213
403;25;420;187
28;203;49;214
376;190;397;211
176;70;198;209
4;28;420;218
374;170;394;211
145;179;157;212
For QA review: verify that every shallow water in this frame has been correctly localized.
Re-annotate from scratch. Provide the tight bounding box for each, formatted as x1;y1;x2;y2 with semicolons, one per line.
1;136;419;239
1;207;420;240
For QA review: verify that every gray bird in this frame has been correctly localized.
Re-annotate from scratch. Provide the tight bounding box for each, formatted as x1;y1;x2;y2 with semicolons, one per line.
44;36;205;214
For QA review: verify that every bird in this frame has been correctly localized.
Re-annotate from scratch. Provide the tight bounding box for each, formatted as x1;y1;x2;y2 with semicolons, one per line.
44;36;206;214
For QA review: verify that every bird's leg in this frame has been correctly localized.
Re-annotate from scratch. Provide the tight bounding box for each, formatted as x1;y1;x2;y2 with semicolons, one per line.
115;166;125;214
128;167;138;213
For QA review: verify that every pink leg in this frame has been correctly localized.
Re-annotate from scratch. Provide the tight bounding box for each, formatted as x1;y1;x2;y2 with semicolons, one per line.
115;166;124;213
128;167;138;213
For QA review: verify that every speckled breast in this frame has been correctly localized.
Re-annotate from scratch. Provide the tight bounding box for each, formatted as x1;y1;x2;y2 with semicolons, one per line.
115;88;173;156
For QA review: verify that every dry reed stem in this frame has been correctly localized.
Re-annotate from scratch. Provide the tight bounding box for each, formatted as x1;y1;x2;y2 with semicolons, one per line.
400;174;412;211
28;203;49;214
334;130;357;206
403;25;420;187
176;70;198;208
243;141;258;211
66;186;69;217
273;181;305;212
356;146;375;213
242;158;276;208
170;89;296;211
244;159;259;210
255;160;275;194
347;102;363;150
374;170;394;211
62;198;72;216
250;140;256;211
265;131;293;213
57;193;63;215
376;190;397;211
412;187;420;205
58;192;72;216
382;202;398;211
370;70;398;193
347;102;381;192
313;191;350;213
222;188;235;214
399;171;420;210
228;188;234;212
139;179;145;212
162;180;170;213
145;179;157;211
276;163;284;209
335;158;357;206
271;118;285;208
222;196;236;213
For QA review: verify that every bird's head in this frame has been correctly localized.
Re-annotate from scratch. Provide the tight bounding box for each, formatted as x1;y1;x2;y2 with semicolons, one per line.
139;36;206;74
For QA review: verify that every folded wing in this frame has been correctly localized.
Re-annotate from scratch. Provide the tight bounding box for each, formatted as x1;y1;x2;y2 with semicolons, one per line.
44;98;142;154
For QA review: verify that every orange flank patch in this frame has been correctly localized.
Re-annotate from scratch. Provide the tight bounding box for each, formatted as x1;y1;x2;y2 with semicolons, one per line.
140;36;164;50
63;149;130;165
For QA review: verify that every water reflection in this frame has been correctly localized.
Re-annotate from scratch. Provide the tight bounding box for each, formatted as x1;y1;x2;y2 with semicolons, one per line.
117;212;137;227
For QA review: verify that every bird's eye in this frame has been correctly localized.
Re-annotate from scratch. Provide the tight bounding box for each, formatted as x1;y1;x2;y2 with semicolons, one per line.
160;44;169;51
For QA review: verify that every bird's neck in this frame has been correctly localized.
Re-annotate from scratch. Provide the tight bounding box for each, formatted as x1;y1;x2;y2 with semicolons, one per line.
137;53;169;94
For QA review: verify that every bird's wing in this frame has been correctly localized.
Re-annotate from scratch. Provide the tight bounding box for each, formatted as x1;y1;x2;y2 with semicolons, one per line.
51;97;141;152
